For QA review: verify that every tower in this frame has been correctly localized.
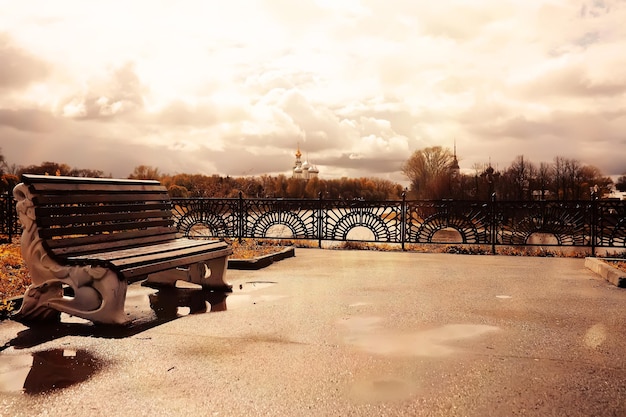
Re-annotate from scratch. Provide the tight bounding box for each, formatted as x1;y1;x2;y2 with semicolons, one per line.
292;145;303;179
450;140;460;176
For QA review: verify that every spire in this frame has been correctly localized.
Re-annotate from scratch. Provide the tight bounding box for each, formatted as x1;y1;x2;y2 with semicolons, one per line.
450;139;460;172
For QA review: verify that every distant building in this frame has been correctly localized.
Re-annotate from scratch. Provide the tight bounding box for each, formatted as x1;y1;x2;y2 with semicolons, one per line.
292;145;319;180
607;189;626;200
449;141;460;177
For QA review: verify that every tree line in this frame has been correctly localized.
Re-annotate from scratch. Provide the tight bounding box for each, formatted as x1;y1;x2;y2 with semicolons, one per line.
1;147;625;201
134;167;404;200
402;146;625;201
0;155;403;200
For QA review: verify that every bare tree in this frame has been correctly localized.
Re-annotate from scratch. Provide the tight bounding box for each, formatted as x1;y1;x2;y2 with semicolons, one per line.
128;165;161;180
402;146;454;199
0;149;7;175
534;162;552;200
501;155;536;200
616;173;626;192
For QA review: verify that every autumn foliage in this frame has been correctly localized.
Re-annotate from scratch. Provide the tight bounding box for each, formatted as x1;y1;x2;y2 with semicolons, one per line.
0;243;30;312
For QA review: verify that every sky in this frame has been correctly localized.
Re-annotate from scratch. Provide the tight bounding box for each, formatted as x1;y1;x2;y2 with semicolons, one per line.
1;0;625;184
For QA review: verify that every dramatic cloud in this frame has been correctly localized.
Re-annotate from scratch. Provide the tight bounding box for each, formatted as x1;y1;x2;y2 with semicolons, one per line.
0;0;624;184
0;34;49;91
57;63;146;120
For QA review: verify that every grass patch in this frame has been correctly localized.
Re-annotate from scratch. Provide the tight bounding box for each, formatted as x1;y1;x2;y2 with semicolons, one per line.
229;239;290;259
0;243;30;314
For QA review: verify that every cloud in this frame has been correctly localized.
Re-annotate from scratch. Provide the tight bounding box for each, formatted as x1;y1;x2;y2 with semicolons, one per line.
56;63;146;120
153;101;221;127
0;34;49;91
511;56;626;100
0;108;58;132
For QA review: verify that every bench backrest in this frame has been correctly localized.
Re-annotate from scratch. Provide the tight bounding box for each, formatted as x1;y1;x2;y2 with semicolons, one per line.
21;174;178;259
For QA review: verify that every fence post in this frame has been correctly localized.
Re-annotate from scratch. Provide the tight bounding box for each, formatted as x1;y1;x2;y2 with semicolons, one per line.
318;192;323;248
490;193;496;254
591;194;598;257
401;191;406;251
238;191;244;243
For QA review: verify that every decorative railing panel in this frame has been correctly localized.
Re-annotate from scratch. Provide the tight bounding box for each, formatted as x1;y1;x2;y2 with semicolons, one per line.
321;199;402;243
171;198;239;238
405;200;490;244
242;198;319;239
596;200;626;248
495;201;592;246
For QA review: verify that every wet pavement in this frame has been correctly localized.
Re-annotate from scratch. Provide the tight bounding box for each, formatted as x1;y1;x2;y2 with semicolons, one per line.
1;249;626;416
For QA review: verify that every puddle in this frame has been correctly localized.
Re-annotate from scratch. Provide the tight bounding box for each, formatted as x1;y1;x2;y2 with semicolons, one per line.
148;288;228;319
348;302;371;307
584;323;607;349
350;378;415;403
0;349;101;395
339;317;499;357
147;281;279;319
226;281;284;308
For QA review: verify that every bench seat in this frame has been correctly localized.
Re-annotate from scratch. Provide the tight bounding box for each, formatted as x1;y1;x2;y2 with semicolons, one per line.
12;174;233;325
57;238;232;282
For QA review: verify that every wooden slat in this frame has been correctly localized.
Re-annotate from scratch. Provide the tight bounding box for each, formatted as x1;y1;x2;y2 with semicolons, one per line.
45;228;178;252
36;202;172;217
36;210;172;227
28;182;166;193
65;239;221;263
33;193;170;205
49;234;180;258
38;219;174;239
22;173;161;187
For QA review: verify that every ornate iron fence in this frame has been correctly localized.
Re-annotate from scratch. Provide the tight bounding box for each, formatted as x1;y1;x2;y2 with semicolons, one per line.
2;191;625;253
169;194;626;255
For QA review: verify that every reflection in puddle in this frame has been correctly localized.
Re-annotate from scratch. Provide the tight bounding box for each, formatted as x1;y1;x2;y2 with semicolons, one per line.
0;349;101;395
339;317;499;357
147;281;278;319
149;288;228;319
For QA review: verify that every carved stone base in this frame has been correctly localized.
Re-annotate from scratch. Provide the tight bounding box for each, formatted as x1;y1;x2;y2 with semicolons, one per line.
13;269;129;325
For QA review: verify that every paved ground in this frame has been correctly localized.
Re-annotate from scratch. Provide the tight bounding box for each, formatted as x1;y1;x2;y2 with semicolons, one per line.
1;249;626;417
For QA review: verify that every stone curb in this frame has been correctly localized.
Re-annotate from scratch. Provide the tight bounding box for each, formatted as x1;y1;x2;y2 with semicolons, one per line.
584;257;626;288
227;246;296;270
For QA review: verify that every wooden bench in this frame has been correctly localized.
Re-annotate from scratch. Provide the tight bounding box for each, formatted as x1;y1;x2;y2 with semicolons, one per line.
12;174;233;325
